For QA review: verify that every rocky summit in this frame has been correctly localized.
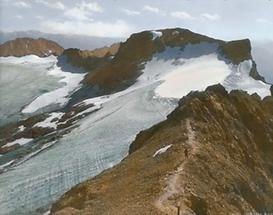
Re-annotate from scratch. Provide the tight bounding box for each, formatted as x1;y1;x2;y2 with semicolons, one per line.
51;85;273;215
82;28;264;94
0;37;64;57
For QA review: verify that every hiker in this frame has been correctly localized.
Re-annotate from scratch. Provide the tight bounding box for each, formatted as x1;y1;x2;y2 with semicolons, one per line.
184;148;189;158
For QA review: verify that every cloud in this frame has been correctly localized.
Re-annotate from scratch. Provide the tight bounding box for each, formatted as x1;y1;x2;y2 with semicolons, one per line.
201;13;221;21
40;19;134;37
143;5;166;15
35;0;65;10
13;1;31;8
256;18;271;24
36;15;44;20
15;15;23;19
64;1;103;21
122;8;140;16
171;11;195;20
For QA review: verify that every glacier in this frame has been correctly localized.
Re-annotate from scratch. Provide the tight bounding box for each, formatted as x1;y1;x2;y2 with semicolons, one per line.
0;55;84;126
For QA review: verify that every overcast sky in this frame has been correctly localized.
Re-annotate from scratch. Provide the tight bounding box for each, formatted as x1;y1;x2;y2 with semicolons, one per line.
0;0;272;41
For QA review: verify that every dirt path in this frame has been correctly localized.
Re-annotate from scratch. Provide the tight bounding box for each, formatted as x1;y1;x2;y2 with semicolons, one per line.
154;119;198;214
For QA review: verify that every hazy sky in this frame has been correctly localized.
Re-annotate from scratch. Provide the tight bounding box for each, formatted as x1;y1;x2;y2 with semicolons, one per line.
0;0;273;41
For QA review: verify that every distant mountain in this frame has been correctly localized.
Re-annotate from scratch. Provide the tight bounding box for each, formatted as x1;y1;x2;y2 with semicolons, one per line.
0;37;64;57
51;84;273;215
0;30;123;50
252;41;273;84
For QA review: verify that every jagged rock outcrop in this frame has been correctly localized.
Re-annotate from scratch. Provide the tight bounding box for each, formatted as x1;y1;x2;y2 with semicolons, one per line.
0;37;64;57
57;43;120;73
83;28;264;94
51;85;273;215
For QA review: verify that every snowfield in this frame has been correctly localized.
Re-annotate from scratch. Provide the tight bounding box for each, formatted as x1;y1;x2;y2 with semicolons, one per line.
0;55;85;125
0;55;85;115
22;60;85;114
223;60;271;98
0;55;57;64
142;44;271;99
155;54;231;98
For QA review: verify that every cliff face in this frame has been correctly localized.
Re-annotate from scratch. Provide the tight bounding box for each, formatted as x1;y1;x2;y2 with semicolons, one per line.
51;85;273;215
82;28;264;94
0;37;64;57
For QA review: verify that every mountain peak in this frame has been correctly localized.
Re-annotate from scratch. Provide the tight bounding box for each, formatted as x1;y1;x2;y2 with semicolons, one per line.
82;28;264;95
0;37;64;57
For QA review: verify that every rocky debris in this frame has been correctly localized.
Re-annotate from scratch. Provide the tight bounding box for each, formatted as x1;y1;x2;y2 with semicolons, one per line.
0;37;64;57
51;84;273;215
0;102;99;167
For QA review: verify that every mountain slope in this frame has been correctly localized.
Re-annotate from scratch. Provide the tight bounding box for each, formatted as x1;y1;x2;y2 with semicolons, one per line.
51;85;273;215
0;37;64;57
82;28;265;94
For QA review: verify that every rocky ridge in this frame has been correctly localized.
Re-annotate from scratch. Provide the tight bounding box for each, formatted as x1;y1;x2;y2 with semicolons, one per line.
51;85;273;215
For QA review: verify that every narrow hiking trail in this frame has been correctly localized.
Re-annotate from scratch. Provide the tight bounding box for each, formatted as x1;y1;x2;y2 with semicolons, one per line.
155;119;199;214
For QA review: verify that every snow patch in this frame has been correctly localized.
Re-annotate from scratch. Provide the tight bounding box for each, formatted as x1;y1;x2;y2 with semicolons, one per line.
34;112;64;129
18;125;26;132
172;30;179;35
3;138;33;148
153;144;173;157
151;31;162;40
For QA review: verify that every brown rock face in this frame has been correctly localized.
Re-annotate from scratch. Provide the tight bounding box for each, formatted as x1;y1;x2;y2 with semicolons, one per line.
0;37;64;57
59;43;120;72
79;43;120;58
51;85;273;215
